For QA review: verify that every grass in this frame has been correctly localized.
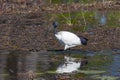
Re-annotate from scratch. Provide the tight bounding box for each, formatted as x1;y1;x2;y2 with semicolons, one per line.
60;9;73;26
50;0;87;29
107;11;120;27
52;11;87;31
51;10;120;32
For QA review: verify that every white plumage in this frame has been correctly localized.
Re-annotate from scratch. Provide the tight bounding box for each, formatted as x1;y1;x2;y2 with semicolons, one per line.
56;56;81;73
52;21;88;50
55;31;81;50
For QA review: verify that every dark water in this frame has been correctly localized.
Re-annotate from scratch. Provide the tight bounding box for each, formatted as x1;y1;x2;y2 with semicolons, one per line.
0;49;120;80
0;50;51;80
107;54;120;77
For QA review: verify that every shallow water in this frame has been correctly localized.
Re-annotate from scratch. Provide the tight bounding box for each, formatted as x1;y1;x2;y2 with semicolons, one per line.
0;49;120;80
56;56;81;73
106;54;120;76
0;1;119;80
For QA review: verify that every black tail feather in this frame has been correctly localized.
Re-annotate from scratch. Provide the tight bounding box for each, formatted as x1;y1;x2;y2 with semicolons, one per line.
79;36;88;45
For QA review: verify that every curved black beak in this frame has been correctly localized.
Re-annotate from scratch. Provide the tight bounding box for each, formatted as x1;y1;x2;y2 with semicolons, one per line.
44;21;58;37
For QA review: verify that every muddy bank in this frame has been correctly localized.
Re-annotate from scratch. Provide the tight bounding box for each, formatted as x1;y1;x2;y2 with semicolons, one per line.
0;1;120;15
0;23;119;51
47;27;120;51
45;1;120;13
0;1;120;51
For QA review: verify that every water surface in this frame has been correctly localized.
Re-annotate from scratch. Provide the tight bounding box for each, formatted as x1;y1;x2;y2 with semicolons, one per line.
0;49;120;80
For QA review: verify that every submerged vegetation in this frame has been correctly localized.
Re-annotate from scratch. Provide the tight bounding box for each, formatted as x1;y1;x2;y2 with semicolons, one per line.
91;75;119;80
85;54;112;70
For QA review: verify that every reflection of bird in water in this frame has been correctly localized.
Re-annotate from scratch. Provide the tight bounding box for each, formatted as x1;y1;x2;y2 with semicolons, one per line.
52;21;88;51
56;56;81;73
64;56;72;66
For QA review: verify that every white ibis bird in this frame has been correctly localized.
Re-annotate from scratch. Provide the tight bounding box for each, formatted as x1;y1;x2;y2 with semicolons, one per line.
52;21;88;50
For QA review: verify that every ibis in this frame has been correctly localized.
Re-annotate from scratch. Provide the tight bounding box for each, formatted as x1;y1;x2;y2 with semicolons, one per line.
52;21;88;50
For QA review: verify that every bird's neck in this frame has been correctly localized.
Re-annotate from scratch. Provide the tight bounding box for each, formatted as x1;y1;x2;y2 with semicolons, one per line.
54;28;57;34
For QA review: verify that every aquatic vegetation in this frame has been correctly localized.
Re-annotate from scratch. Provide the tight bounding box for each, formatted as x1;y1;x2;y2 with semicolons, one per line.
91;75;119;80
57;2;76;26
71;53;85;58
72;72;85;79
46;70;56;74
52;10;120;32
52;11;87;31
78;70;105;74
84;53;113;70
0;0;120;80
60;12;73;26
50;0;87;29
107;11;120;27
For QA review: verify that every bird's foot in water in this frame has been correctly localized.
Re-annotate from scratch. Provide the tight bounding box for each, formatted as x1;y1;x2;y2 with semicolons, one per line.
61;50;71;57
66;48;71;57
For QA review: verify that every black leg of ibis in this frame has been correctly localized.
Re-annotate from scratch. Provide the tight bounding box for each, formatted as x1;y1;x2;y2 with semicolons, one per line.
67;48;71;57
62;50;65;55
